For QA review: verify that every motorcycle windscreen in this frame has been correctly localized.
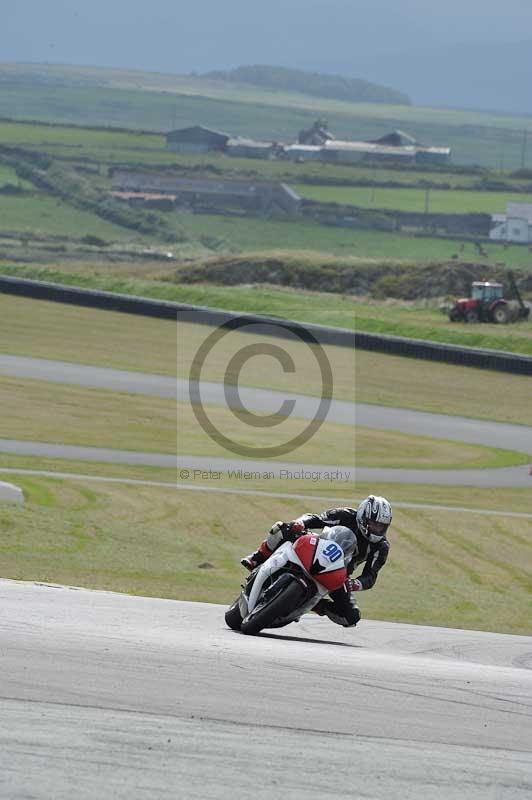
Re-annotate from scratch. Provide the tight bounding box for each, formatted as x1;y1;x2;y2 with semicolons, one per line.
293;535;347;591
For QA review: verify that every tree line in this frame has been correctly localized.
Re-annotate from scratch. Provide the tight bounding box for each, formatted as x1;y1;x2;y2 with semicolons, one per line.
202;64;411;106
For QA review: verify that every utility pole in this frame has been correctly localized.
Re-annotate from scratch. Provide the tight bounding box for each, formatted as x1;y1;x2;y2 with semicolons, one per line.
424;185;430;215
521;128;528;171
370;164;376;204
499;128;505;173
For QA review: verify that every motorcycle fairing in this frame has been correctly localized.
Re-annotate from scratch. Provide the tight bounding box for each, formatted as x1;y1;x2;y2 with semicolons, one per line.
243;541;325;623
293;534;347;592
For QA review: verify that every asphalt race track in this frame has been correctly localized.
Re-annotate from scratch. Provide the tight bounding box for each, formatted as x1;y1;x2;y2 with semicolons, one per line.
2;354;532;450
1;579;531;800
3;437;532;487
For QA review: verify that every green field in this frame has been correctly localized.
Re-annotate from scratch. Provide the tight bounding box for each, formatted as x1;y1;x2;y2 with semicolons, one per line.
0;119;166;164
172;211;532;267
295;184;532;214
0;163;32;189
0;194;143;240
2;201;532;269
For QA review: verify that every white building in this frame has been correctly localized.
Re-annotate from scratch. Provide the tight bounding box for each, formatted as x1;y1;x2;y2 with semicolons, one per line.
323;139;416;165
490;202;532;243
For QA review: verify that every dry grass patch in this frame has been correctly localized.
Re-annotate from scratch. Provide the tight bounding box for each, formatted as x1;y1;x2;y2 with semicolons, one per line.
0;294;177;375
354;350;532;426
0;377;177;453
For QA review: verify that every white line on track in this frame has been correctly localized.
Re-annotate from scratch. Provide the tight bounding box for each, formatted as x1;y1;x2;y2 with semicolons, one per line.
2;467;532;519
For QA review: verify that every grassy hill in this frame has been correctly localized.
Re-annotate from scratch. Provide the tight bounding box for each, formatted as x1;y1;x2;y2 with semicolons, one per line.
202;64;411;105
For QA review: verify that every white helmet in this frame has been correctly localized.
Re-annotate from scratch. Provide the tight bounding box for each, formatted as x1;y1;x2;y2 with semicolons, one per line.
356;496;392;543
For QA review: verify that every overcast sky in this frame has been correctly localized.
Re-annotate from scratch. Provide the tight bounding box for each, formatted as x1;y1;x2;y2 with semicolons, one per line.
3;1;530;72
3;1;532;111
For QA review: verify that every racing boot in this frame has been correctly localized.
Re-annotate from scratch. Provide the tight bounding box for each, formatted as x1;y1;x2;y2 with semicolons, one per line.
240;540;272;571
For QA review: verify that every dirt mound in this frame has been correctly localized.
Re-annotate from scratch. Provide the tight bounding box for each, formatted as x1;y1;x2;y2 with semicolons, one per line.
174;253;532;301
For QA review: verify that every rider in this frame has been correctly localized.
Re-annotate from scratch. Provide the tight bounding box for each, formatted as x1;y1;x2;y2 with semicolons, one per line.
240;495;392;628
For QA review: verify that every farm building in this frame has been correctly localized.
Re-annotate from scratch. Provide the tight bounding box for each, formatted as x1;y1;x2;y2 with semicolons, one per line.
415;146;451;166
166;125;231;154
371;130;451;165
110;169;300;216
298;120;335;146
371;130;418;148
284;144;323;162
323;140;416;165
226;137;278;159
110;191;176;211
490;202;532;243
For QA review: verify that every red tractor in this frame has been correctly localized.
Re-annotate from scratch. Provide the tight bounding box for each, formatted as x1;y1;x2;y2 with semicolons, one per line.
448;274;530;324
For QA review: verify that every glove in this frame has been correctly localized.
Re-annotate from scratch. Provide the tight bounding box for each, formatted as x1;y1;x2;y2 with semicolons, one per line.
289;520;305;535
269;520;305;540
269;520;287;536
345;578;362;592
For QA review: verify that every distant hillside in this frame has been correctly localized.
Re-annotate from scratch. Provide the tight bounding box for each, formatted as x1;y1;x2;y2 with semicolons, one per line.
203;65;411;106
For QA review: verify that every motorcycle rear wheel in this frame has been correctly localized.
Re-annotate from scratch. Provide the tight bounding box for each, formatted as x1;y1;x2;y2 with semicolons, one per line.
241;580;306;636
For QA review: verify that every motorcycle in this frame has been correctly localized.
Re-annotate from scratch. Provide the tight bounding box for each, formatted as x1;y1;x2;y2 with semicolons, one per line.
225;526;356;636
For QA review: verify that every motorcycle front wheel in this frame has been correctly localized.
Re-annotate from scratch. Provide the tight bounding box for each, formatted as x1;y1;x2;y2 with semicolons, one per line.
240;579;306;636
225;597;244;630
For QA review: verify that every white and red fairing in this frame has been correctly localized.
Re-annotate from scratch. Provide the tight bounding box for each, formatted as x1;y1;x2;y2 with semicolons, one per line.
246;533;348;619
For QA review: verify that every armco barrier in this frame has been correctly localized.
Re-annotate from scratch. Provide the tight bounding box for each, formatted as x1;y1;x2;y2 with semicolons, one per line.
1;275;531;376
353;331;532;376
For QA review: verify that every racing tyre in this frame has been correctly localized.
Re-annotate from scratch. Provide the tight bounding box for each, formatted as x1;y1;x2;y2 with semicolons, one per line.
241;579;306;636
225;597;244;631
